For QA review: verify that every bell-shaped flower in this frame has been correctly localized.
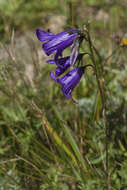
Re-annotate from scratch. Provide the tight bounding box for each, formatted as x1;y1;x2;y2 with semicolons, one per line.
36;29;78;58
47;53;85;78
47;56;70;77
50;66;85;98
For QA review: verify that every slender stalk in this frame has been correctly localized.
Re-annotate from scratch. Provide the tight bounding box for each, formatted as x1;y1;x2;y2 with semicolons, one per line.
71;0;78;26
71;0;75;26
86;26;110;190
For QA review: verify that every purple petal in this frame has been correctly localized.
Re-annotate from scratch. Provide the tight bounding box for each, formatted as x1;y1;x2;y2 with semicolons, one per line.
53;29;79;38
57;68;78;85
55;61;70;77
48;56;71;77
49;72;57;81
62;86;72;98
36;29;54;41
55;50;63;60
58;67;85;98
43;32;77;56
46;60;56;64
56;57;70;68
55;67;63;77
46;56;69;67
70;38;79;66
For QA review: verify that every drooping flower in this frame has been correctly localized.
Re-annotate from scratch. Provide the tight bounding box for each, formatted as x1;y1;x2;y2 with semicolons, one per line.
36;28;86;98
47;56;70;77
47;53;85;77
36;29;78;58
50;67;85;98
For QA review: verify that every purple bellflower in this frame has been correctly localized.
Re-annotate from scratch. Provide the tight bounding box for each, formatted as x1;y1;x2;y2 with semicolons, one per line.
47;56;70;77
50;67;85;98
47;53;85;78
36;28;85;98
36;29;78;59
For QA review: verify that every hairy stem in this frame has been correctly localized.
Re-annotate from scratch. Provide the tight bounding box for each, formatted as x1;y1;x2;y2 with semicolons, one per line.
86;26;110;190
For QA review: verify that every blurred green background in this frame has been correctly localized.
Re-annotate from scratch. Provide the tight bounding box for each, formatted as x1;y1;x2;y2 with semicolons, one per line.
0;0;127;189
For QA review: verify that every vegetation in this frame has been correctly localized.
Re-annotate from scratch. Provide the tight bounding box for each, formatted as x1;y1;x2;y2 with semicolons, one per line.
0;0;127;189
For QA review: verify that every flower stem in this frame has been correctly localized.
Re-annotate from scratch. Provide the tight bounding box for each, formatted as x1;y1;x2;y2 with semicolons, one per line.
86;25;111;190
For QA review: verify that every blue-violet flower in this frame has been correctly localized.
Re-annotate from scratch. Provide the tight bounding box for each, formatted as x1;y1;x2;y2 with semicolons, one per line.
36;29;78;59
47;56;70;77
50;66;85;98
